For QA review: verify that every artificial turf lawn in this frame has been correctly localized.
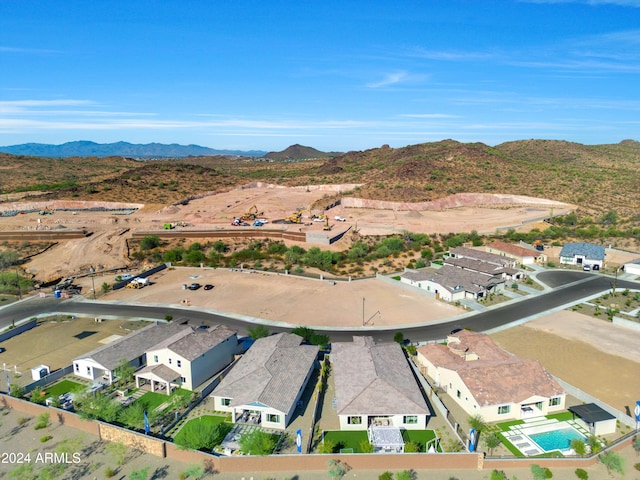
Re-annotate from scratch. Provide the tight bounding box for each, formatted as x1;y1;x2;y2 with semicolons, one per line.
43;380;84;398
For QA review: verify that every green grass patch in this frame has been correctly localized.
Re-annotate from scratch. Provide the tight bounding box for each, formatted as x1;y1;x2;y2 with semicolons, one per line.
546;411;573;422
402;430;439;452
173;415;230;446
138;388;191;411
322;430;368;453
495;419;525;432
44;380;84;399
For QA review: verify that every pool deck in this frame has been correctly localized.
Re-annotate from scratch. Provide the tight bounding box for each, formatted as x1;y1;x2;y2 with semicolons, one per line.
502;417;590;456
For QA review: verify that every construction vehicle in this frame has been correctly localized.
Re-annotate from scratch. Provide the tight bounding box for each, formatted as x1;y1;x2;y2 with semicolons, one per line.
163;223;174;230
323;216;333;231
532;240;544;251
241;205;263;221
126;277;149;289
285;211;303;224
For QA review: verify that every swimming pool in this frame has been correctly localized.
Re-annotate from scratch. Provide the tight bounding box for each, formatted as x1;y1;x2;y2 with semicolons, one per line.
529;427;586;452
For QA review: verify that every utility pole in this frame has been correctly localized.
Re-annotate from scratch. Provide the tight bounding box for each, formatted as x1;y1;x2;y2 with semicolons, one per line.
90;266;96;300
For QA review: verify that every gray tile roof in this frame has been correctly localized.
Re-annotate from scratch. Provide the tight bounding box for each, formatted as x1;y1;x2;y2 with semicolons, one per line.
211;333;318;414
560;242;606;261
74;322;191;371
149;324;237;361
402;265;503;295
449;246;514;267
332;337;429;416
445;257;518;277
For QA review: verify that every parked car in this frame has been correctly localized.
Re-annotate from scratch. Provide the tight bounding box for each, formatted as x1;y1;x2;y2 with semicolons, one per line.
583;265;591;271
188;283;201;290
0;347;5;353
204;284;214;290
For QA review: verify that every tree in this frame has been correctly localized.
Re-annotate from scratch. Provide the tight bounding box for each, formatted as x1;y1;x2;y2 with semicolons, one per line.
75;392;122;422
378;472;393;480
247;324;269;339
0;250;19;269
598;451;625;476
114;358;135;386
118;401;158;430
359;439;374;453
318;439;336;454
468;414;486;449
238;429;277;455
483;432;501;456
393;331;404;345
140;235;160;250
29;386;46;404
403;441;420;453
101;281;111;294
174;421;231;451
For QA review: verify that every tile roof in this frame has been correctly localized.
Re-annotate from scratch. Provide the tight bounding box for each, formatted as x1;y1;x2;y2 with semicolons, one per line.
74;322;191;371
150;324;237;361
332;336;429;416
487;240;541;258
135;363;181;383
417;331;564;406
559;242;606;261
449;246;514;267
211;333;318;415
445;257;518;276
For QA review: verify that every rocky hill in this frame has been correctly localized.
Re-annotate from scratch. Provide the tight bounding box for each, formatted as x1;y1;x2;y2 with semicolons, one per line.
264;144;336;160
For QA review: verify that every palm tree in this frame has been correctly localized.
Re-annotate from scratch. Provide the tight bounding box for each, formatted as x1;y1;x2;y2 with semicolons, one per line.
467;414;487;449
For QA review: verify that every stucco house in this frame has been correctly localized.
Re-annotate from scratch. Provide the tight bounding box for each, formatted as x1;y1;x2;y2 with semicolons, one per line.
485;240;546;265
401;265;504;302
211;333;318;430
332;336;430;433
416;330;565;422
72;322;190;385
134;324;237;392
449;246;518;269
622;258;640;276
559;242;605;269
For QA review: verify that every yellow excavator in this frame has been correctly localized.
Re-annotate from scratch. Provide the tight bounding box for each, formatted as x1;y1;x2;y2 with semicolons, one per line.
323;216;333;231
241;205;263;221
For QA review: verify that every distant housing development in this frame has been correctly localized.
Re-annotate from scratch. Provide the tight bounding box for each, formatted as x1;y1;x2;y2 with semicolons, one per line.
211;333;318;430
416;330;565;423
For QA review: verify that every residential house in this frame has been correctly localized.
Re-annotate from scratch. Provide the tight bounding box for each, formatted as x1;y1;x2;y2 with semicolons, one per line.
416;330;565;422
211;333;318;430
559;242;605;269
72;322;190;385
449;246;518;269
485;240;546;265
332;336;430;433
135;324;237;392
444;256;523;281
622;258;640;276
401;265;504;302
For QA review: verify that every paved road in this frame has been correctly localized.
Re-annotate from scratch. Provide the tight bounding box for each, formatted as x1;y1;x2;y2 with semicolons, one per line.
1;271;637;343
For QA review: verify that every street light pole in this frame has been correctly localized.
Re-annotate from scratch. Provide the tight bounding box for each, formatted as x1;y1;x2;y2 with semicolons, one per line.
90;266;96;300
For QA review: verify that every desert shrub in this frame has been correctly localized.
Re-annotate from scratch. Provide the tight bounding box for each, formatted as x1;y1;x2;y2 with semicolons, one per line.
140;235;160;250
574;468;588;479
404;441;421;453
359;440;374;453
40;434;52;442
378;472;393;480
318;439;335;454
105;466;117;478
17;416;29;426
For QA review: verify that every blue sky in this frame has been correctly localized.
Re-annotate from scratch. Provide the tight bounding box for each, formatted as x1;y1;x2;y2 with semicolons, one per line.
1;0;639;151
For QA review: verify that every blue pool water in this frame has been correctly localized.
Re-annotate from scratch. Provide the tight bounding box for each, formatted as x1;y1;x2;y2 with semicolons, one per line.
529;427;586;452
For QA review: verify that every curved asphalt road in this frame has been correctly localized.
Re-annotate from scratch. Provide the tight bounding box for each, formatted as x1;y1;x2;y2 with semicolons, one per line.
1;271;637;343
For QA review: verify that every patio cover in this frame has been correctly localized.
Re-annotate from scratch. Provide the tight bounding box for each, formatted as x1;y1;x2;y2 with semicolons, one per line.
368;426;405;451
135;364;181;384
569;403;615;423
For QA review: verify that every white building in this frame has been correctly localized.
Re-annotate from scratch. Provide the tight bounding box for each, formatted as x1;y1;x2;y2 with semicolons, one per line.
211;333;318;430
332;337;430;433
559;242;605;269
135;324;237;392
416;330;565;423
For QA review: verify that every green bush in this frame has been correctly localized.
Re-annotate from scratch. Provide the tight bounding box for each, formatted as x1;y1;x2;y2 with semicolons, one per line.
574;468;588;479
40;434;52;442
379;472;393;480
105;466;117;478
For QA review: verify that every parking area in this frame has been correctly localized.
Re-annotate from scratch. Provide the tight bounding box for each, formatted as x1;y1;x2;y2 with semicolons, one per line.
0;317;146;387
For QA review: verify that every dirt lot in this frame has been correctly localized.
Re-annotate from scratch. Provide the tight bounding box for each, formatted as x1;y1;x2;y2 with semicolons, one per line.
0;318;144;388
0;185;574;280
491;309;640;415
100;266;465;328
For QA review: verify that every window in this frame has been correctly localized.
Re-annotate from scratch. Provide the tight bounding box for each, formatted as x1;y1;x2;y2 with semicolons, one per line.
86;366;91;375
180;376;186;383
177;360;182;368
403;415;418;424
267;413;280;423
549;397;561;407
74;363;79;372
347;416;362;425
221;398;231;406
498;405;510;415
456;390;461;399
168;358;172;364
153;355;158;363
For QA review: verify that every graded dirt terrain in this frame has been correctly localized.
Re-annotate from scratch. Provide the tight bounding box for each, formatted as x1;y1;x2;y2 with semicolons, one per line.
0;185;573;281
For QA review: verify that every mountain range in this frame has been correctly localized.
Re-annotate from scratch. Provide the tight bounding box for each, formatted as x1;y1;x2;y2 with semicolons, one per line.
0;141;268;158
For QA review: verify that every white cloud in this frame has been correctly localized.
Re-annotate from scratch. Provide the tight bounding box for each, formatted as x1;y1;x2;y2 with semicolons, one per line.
365;71;428;88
